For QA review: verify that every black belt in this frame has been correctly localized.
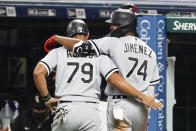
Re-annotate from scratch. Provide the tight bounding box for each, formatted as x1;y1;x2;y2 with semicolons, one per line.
112;95;127;99
59;100;97;104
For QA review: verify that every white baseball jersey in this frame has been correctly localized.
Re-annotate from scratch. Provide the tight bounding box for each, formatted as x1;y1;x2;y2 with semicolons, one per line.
88;35;160;95
39;47;118;102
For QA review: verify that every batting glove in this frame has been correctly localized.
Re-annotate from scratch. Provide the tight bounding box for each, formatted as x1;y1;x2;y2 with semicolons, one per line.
73;41;97;56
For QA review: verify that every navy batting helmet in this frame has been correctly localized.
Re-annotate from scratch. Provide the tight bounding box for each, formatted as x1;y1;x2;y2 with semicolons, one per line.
105;9;137;37
66;19;89;37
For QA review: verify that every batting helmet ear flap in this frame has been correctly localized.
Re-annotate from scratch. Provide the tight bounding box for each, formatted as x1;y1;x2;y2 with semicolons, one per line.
106;9;138;37
110;16;137;37
106;9;137;27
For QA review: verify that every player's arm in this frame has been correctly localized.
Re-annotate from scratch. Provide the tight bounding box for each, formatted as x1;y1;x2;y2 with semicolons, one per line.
107;72;163;110
55;35;79;50
45;35;99;56
45;35;79;52
33;64;49;97
99;55;163;110
33;64;58;111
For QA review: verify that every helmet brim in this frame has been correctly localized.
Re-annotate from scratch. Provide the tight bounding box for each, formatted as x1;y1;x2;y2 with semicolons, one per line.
105;19;112;23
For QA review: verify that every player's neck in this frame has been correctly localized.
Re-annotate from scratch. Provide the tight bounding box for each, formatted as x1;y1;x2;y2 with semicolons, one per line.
126;32;135;36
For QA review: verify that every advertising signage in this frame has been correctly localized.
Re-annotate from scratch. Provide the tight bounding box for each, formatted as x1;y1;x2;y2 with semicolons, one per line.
137;16;167;131
166;17;196;33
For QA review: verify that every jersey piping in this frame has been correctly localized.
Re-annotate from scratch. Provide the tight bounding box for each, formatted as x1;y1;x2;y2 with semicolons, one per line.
39;61;50;76
89;40;101;55
105;68;119;80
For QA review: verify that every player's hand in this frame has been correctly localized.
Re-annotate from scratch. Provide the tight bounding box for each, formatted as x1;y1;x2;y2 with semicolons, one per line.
45;97;59;112
44;35;57;53
73;41;97;56
141;94;163;110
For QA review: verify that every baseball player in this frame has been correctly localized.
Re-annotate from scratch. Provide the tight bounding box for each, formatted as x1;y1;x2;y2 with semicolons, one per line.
99;4;138;130
44;19;109;131
34;19;119;131
44;9;163;131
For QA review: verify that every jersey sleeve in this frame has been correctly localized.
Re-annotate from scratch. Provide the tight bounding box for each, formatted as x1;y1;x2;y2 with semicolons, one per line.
98;55;119;80
150;60;160;85
89;37;113;56
38;49;57;76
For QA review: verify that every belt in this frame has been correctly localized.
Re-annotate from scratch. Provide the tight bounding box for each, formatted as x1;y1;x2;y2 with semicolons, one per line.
112;95;127;99
59;100;97;104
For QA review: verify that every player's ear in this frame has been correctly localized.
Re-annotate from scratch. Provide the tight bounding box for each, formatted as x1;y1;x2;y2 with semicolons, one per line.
85;33;89;41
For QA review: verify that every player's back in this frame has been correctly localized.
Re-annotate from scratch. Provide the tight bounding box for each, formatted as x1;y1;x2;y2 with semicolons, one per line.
40;47;102;103
40;46;118;103
113;36;159;94
93;35;159;95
